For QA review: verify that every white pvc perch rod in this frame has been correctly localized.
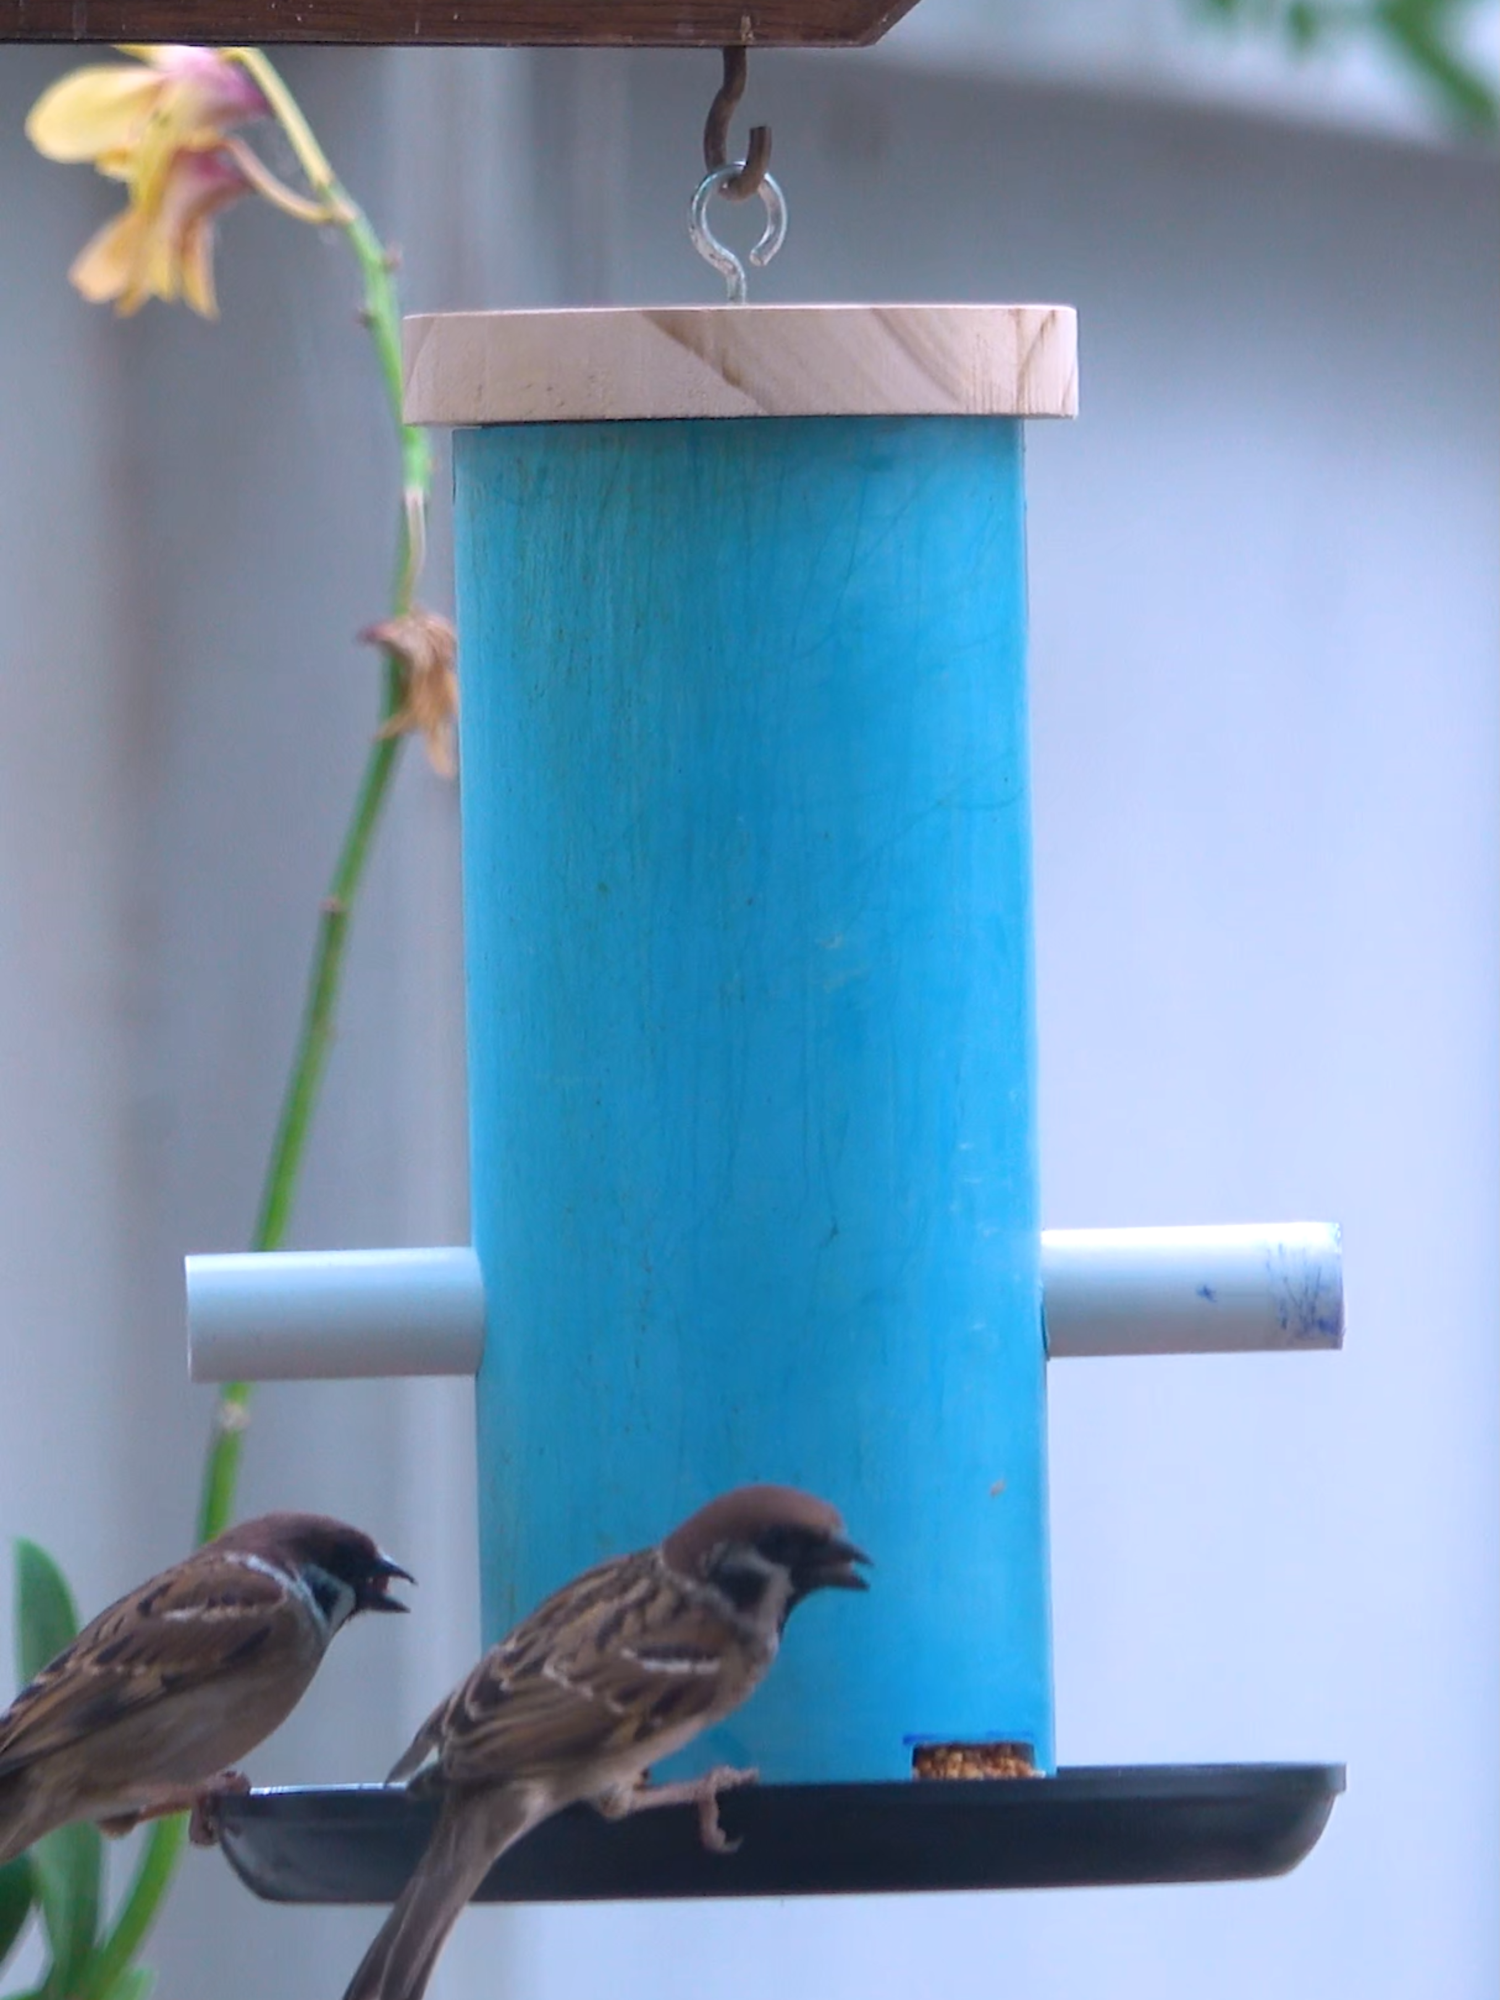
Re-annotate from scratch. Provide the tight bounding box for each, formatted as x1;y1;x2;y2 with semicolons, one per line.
1041;1222;1343;1358
186;1248;485;1383
185;1222;1342;1382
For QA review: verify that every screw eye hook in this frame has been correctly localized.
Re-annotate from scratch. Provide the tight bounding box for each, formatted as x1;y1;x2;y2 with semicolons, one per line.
689;164;787;305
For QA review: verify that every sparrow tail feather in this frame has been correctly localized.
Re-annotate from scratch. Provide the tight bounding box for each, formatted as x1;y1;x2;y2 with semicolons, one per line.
340;1788;540;2000
0;1779;60;1868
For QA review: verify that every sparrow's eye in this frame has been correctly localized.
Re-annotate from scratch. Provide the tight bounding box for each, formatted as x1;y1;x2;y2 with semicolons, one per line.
709;1549;773;1615
755;1526;810;1571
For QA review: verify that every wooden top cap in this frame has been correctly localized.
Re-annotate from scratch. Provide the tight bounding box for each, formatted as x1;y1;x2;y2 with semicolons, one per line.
1;0;917;44
402;305;1078;426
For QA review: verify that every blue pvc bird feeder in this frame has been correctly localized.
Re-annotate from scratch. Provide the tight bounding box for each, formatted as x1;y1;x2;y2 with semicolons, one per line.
193;302;1343;1902
449;304;1057;1784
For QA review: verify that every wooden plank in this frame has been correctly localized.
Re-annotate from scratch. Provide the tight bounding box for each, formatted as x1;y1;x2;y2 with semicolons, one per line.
0;0;920;45
404;304;1080;425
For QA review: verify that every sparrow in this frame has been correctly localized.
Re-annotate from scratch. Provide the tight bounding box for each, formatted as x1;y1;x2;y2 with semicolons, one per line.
0;1511;411;1865
342;1483;869;2000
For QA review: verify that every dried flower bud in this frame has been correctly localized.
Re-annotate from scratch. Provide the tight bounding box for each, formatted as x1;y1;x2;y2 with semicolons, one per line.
362;608;459;778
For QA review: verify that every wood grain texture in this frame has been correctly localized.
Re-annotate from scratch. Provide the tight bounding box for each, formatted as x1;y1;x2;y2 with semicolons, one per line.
404;304;1079;425
0;0;918;44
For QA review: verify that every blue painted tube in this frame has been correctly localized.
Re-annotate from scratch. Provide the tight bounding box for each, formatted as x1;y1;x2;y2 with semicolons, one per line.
454;414;1052;1781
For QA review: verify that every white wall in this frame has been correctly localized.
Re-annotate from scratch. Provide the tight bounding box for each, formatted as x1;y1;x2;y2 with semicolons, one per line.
0;39;141;1758
876;0;1500;146
1;35;1495;2000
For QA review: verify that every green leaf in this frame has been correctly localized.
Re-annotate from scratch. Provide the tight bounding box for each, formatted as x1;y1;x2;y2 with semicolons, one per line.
32;1823;101;1998
10;1542;101;1995
98;1967;155;2000
12;1542;80;1690
1376;0;1500;129
0;1854;35;1970
1285;1;1329;51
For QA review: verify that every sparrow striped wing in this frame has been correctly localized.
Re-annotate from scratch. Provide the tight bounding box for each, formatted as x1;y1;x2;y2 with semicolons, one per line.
0;1553;307;1778
391;1552;747;1792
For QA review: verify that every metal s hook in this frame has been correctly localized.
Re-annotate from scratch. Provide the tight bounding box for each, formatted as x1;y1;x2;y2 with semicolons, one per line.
703;46;770;201
689;165;787;305
690;46;788;303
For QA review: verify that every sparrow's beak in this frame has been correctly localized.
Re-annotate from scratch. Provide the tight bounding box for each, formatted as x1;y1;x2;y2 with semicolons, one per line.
358;1552;415;1614
798;1534;872;1597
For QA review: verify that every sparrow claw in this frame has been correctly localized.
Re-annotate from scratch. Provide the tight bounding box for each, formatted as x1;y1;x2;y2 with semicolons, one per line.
97;1768;252;1847
698;1801;739;1854
595;1763;759;1853
694;1764;758;1854
188;1769;252;1848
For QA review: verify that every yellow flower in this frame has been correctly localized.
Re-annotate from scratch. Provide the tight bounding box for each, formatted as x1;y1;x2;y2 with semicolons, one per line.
69;145;254;319
27;47;276;317
28;48;343;317
363;610;460;778
26;45;270;208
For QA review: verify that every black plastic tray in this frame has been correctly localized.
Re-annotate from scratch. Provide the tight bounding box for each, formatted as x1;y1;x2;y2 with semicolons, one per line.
216;1763;1343;1902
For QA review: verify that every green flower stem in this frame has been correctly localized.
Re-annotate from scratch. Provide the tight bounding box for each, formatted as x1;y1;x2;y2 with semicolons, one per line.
75;1818;184;2000
194;54;425;1552
229;47;432;510
345;204;432;510
194;684;404;1547
79;56;431;2000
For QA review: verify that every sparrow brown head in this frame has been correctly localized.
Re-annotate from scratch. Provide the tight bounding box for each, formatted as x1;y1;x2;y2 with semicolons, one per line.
341;1484;867;2000
217;1512;414;1625
662;1483;870;1617
0;1510;411;1867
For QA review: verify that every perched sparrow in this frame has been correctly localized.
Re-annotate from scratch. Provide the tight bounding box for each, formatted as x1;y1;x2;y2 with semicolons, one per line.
342;1484;868;2000
0;1511;411;1865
